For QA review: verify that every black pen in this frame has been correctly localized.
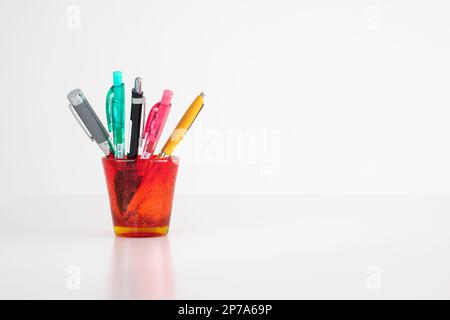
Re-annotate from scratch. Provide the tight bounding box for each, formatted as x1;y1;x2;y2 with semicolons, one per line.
128;77;146;158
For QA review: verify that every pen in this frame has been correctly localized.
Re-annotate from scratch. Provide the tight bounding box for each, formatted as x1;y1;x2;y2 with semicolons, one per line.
67;89;115;156
128;77;146;159
106;71;126;158
141;89;173;159
159;92;205;157
124;92;205;216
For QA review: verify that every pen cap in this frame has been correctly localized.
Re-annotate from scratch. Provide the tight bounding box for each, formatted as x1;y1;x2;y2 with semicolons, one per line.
67;88;85;106
113;71;123;86
161;90;173;106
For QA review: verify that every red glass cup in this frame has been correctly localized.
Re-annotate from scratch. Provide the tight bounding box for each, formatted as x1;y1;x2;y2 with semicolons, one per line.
102;156;179;237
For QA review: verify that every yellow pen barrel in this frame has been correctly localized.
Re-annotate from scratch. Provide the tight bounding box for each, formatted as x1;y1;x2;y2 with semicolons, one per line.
160;93;204;156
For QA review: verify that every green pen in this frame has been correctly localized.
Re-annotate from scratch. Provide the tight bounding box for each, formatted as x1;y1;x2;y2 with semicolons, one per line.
106;71;126;158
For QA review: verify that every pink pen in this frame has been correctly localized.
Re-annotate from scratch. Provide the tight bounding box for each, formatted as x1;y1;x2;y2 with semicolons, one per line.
141;89;173;159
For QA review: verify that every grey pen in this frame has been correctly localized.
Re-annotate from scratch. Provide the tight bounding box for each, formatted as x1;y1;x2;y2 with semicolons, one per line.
67;89;115;156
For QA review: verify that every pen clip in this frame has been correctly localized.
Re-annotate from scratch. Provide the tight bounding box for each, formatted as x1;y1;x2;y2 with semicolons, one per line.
68;103;94;141
145;102;160;138
105;86;114;132
139;96;146;148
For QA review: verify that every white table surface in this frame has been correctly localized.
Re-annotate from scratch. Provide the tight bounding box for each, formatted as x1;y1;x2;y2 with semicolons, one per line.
0;194;449;299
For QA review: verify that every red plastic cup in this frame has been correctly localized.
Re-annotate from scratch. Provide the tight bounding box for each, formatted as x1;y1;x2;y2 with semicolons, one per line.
102;156;179;237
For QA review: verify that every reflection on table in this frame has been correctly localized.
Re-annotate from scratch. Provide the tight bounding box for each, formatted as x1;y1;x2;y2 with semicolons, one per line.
108;236;174;299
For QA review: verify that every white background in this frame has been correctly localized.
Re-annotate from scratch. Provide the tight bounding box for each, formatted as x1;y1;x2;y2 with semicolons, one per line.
2;0;450;203
1;1;450;300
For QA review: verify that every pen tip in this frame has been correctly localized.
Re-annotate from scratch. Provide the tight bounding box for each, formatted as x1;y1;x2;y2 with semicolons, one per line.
200;92;205;98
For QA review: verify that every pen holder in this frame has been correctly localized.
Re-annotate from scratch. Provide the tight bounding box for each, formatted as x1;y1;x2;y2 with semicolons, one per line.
102;156;179;237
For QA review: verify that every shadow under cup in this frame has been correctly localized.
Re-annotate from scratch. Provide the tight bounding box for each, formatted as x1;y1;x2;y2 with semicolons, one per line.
102;156;179;238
